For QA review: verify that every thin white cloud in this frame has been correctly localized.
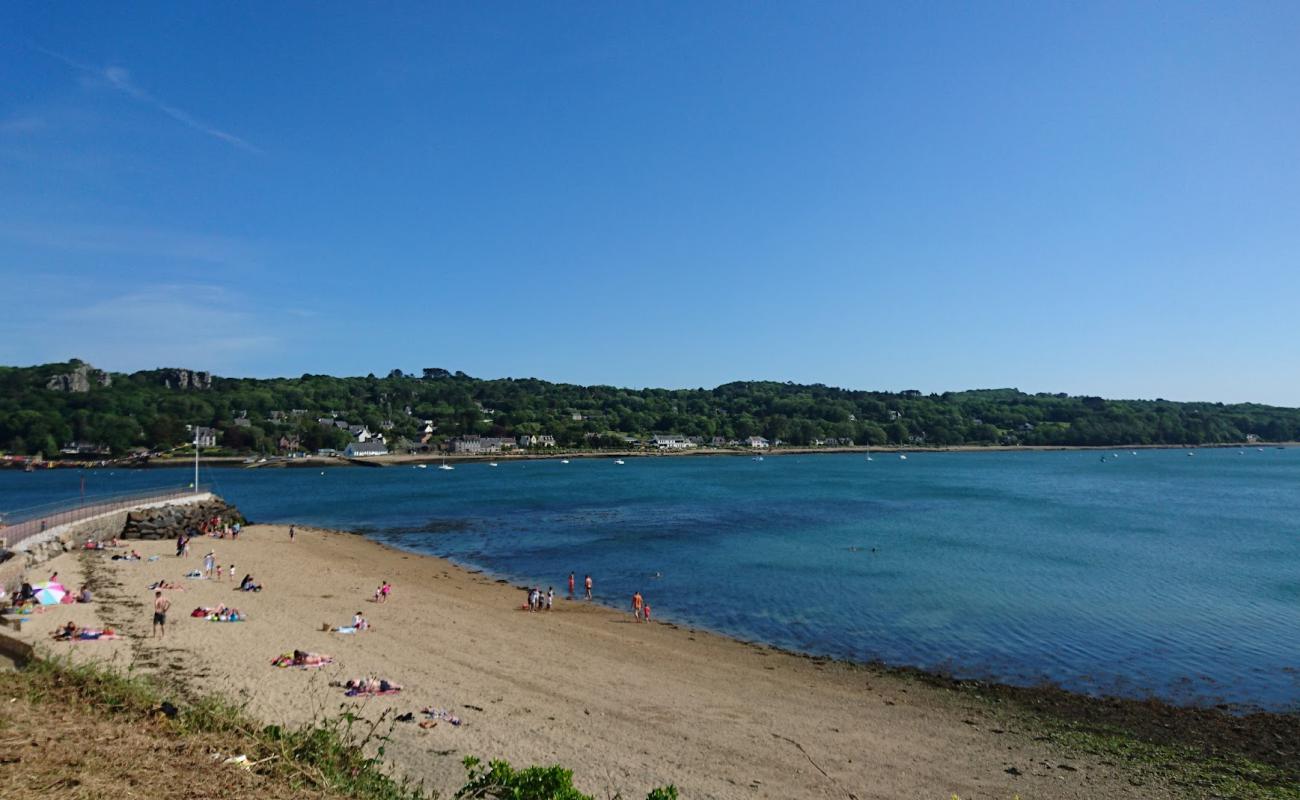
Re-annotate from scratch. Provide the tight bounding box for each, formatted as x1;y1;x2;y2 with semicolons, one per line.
0;220;252;264
35;45;261;153
0;283;280;374
0;115;45;134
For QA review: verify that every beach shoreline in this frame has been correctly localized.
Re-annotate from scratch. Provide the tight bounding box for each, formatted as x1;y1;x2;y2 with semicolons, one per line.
13;521;1296;798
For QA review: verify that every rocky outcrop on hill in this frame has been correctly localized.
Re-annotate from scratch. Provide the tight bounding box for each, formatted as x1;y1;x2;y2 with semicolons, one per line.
160;368;212;390
121;498;244;540
45;362;112;392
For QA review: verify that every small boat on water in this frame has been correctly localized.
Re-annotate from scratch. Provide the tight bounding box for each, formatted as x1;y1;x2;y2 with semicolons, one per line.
560;459;570;464
438;460;455;471
614;459;625;465
752;456;764;461
899;454;908;460
489;462;498;467
415;464;427;469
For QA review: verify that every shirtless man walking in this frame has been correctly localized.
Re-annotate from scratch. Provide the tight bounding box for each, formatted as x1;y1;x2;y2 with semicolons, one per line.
152;591;171;638
584;574;593;600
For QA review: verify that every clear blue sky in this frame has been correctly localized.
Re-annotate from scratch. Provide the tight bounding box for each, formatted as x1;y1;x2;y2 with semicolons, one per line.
2;2;1298;404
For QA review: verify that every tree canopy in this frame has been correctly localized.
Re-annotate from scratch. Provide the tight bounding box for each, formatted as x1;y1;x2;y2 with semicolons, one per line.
2;360;1297;456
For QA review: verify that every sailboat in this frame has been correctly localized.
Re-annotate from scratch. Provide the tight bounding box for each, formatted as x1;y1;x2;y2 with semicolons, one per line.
438;459;454;471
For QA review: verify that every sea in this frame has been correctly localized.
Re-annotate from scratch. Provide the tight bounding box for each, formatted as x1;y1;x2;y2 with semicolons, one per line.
3;448;1298;711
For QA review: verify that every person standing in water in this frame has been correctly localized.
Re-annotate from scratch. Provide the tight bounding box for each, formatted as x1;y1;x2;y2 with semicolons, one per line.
568;572;575;597
584;574;593;600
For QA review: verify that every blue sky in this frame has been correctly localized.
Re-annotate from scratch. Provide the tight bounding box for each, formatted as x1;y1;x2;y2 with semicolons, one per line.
2;2;1298;404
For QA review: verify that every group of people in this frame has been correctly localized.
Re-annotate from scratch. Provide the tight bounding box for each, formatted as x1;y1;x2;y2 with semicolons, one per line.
201;551;238;582
525;586;554;612
372;581;392;603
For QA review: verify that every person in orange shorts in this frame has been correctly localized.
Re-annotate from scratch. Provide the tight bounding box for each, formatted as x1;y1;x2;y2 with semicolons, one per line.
632;591;643;621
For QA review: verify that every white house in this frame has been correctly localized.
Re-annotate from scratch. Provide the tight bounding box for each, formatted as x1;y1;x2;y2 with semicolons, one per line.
517;434;557;448
344;441;388;457
188;426;220;448
651;434;695;450
747;436;770;449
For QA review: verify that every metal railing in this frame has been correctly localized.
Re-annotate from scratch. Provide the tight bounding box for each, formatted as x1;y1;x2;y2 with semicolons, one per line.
0;485;211;550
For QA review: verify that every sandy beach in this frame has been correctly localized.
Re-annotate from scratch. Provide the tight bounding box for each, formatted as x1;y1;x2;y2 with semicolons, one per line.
17;524;1175;799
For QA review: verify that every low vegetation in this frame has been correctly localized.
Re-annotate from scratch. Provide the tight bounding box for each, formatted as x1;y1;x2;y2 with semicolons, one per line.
4;657;676;800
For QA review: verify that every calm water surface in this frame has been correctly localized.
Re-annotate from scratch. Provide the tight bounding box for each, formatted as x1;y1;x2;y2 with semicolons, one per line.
3;449;1297;710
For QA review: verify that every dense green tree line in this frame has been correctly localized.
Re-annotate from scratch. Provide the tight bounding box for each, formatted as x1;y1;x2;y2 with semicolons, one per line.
1;360;1298;457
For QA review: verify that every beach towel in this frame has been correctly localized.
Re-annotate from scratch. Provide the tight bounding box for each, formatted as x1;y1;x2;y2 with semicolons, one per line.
420;707;462;726
207;616;246;622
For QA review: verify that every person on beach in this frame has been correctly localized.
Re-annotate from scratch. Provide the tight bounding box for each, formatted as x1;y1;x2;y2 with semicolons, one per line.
584;574;593;600
176;533;186;558
216;564;223;582
568;572;575;597
632;591;643;621
380;581;391;603
228;563;235;583
203;552;215;578
152;591;171;638
546;587;554;611
289;524;295;543
642;603;651;623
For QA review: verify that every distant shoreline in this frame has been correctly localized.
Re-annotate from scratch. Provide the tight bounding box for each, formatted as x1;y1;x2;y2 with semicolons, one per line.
18;440;1295;470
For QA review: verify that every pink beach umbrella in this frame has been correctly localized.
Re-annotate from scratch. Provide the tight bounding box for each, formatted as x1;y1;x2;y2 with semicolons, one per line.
33;583;67;605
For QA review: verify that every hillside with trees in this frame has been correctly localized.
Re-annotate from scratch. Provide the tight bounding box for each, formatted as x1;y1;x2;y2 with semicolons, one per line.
1;359;1297;457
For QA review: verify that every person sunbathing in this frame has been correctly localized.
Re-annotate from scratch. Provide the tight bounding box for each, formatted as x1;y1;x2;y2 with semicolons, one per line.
337;677;401;694
52;621;78;640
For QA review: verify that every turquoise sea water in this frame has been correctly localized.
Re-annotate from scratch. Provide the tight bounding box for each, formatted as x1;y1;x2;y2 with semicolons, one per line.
3;449;1298;710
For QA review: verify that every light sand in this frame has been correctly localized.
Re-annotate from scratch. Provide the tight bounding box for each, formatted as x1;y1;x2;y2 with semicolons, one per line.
19;526;1172;799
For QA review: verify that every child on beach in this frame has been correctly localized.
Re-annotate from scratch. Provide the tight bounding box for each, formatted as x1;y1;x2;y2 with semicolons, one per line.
216;564;223;581
642;604;651;623
546;587;553;610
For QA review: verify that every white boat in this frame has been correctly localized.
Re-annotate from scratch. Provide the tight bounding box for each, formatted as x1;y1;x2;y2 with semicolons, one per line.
489;462;498;467
561;459;570;464
415;464;427;469
752;456;764;462
899;454;908;460
438;460;455;471
614;459;625;465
